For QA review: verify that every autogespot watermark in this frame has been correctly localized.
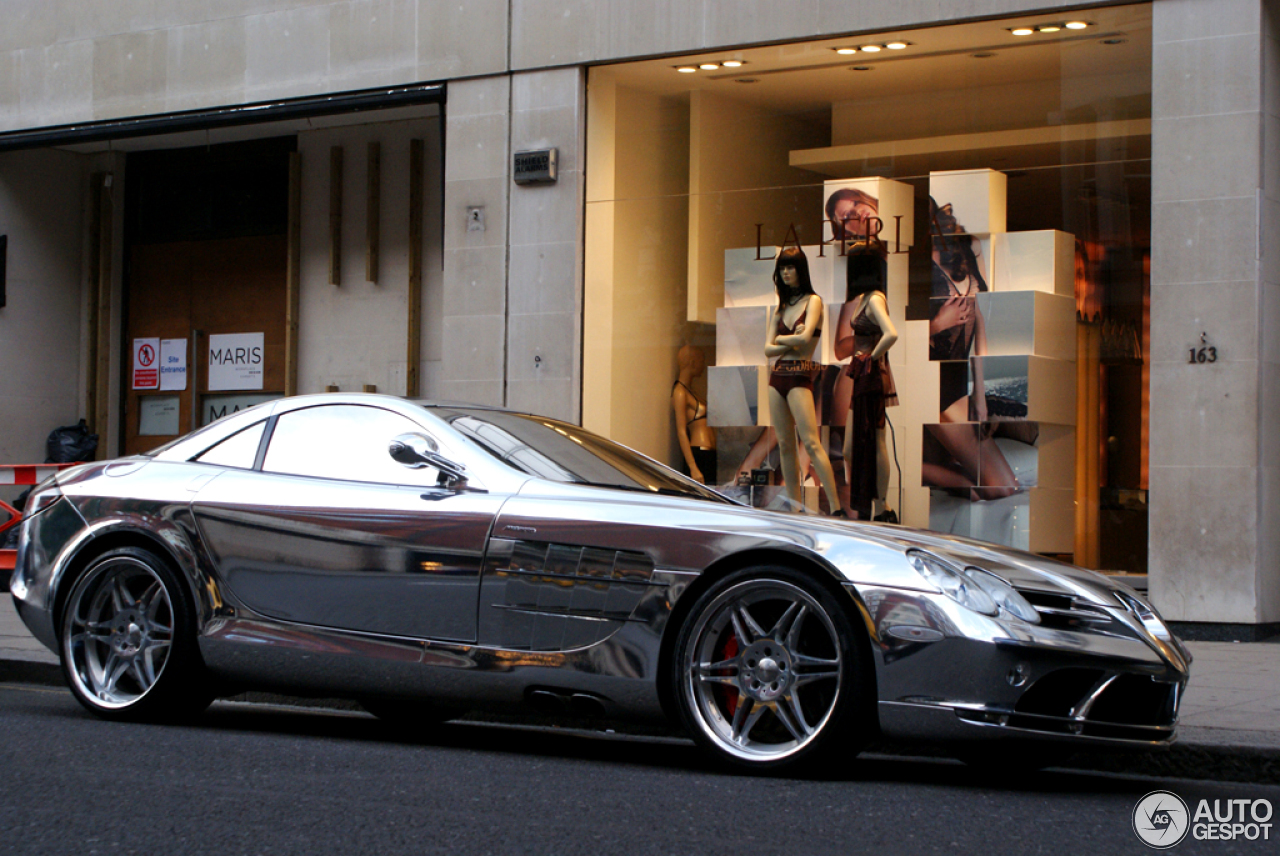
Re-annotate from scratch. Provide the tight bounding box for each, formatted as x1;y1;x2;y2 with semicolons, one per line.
1133;790;1274;848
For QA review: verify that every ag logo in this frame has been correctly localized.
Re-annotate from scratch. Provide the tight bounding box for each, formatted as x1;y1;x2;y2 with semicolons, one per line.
1133;790;1190;848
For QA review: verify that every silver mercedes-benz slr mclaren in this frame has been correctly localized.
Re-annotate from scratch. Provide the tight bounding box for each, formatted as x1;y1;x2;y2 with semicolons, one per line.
11;393;1190;773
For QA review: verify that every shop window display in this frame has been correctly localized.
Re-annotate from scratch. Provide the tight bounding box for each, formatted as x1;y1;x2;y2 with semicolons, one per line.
585;3;1151;567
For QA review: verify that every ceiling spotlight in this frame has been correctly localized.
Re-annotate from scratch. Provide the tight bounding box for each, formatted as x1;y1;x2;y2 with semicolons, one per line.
972;52;997;59
1101;37;1128;45
699;62;719;70
1037;24;1061;33
676;66;697;73
886;41;909;50
860;44;881;52
1010;27;1035;36
1065;21;1089;30
722;60;744;67
835;47;857;55
851;66;873;72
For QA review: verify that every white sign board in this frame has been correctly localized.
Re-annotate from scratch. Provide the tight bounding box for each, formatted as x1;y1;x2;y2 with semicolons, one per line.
132;338;160;390
138;395;181;436
159;338;188;391
207;333;264;391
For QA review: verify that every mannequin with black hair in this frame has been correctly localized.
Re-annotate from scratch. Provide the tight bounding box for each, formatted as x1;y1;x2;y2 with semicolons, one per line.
765;246;843;515
835;237;899;520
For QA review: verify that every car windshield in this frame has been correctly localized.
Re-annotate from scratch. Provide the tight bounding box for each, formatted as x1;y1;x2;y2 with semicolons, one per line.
421;405;732;503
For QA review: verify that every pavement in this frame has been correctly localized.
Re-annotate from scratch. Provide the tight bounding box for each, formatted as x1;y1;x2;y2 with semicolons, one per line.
3;591;1278;783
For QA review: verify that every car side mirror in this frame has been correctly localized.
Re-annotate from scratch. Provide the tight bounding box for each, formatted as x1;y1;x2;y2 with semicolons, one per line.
389;432;468;486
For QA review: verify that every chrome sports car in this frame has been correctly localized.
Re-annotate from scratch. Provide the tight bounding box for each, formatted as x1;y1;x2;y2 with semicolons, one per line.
11;394;1189;772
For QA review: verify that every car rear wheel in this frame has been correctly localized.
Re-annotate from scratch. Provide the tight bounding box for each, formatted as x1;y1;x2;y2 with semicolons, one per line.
60;546;211;721
673;566;872;773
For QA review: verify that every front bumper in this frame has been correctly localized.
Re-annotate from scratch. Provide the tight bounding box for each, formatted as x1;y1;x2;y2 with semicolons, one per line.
849;583;1190;747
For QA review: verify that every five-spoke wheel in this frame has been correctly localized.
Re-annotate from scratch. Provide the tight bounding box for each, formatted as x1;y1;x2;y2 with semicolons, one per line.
673;567;870;771
60;547;209;720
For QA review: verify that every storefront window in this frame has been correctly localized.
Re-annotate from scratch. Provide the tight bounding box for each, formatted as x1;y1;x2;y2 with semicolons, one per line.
584;3;1151;570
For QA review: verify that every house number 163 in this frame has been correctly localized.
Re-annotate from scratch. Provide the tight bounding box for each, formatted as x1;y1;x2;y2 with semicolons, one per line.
1189;333;1217;364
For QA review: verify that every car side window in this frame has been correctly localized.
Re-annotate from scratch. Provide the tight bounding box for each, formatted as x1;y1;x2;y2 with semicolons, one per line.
194;421;266;469
261;404;446;486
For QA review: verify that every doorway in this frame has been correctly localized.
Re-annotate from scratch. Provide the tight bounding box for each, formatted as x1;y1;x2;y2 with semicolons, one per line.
122;138;293;456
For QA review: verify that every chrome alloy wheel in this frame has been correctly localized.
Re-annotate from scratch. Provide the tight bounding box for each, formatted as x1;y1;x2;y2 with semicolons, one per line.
683;578;843;763
63;556;175;710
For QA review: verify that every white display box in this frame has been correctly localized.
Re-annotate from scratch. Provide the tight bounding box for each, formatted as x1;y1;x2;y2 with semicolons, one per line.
716;306;769;366
821;177;915;252
928;169;1007;236
990;230;1074;296
976;291;1077;361
724;247;779;308
921;422;1074;490
708;364;769;427
928;487;1073;552
970;355;1076;425
724;245;840;308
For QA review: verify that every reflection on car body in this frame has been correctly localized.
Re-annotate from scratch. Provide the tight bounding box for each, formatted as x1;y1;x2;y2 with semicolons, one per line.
11;393;1190;773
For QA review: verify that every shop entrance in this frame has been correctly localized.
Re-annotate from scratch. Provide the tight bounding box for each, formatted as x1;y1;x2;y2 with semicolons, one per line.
122;138;292;456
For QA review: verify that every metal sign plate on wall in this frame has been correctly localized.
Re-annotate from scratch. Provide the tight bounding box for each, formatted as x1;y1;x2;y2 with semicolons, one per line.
513;148;557;184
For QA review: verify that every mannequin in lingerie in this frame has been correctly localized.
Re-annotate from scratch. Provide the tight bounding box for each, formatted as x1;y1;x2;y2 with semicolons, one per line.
672;344;717;484
836;238;899;520
765;246;843;515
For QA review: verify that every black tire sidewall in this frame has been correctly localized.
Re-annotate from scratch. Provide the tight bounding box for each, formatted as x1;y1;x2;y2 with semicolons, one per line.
59;545;207;722
671;564;873;773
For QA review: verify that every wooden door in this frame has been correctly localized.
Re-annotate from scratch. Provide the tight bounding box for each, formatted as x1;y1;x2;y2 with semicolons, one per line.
123;235;287;456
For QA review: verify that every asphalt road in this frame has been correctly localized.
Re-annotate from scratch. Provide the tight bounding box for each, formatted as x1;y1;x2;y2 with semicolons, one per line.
2;684;1277;856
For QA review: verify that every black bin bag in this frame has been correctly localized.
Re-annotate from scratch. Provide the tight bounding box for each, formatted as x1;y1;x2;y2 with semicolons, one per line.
46;419;98;464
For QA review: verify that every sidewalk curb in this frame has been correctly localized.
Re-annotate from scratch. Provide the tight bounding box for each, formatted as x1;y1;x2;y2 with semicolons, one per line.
4;656;1278;784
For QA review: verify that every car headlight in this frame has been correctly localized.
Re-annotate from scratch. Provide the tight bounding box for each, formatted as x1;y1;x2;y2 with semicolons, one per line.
963;566;1040;624
907;550;1039;624
1115;590;1171;642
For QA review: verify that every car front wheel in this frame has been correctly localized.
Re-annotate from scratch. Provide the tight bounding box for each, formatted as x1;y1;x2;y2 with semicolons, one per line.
60;546;210;721
673;566;872;773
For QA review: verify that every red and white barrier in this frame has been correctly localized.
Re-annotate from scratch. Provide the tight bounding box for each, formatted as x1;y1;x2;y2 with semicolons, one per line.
1;463;82;571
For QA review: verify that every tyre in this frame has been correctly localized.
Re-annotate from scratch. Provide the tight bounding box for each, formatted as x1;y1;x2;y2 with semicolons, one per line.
672;565;873;773
59;546;211;721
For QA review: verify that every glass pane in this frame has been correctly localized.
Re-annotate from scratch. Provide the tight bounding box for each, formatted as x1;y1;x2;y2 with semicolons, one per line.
263;404;441;486
583;4;1151;567
195;421;266;469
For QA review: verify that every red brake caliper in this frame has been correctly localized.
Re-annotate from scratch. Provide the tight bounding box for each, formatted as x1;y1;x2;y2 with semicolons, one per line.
719;633;740;717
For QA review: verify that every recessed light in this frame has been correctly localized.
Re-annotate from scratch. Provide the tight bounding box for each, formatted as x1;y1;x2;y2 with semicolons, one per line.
1101;37;1128;45
861;44;881;52
1037;24;1061;33
1011;27;1035;36
734;78;759;84
972;52;997;59
699;62;719;70
835;47;858;55
722;60;744;68
886;41;909;50
676;66;697;73
1065;21;1089;30
850;66;872;72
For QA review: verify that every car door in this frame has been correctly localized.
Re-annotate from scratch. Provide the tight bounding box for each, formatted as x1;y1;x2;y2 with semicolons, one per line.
190;403;503;642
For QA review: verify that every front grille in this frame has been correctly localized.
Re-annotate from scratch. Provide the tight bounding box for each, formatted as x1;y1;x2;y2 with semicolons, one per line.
1088;674;1178;727
991;667;1180;742
1016;588;1114;630
1015;668;1105;718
